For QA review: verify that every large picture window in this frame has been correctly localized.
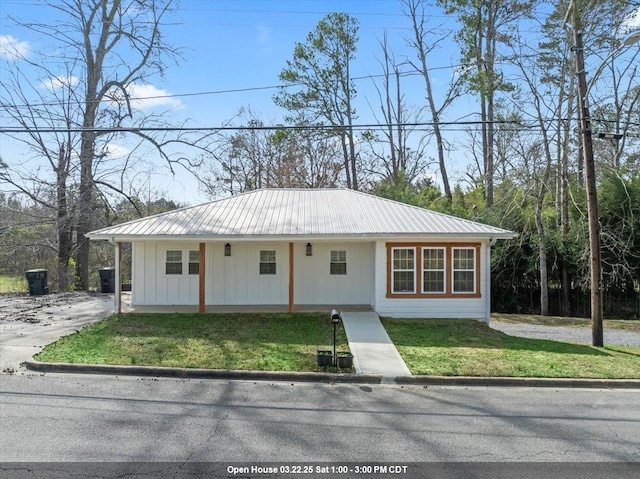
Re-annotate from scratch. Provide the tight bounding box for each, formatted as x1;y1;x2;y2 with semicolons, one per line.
392;248;415;293
165;250;182;275
386;243;480;298
422;247;445;293
260;250;276;275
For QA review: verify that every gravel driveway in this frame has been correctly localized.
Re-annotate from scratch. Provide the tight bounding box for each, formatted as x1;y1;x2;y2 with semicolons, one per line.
490;321;640;347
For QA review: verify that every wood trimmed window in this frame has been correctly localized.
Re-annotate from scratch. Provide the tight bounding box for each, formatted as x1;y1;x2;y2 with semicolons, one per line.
422;247;446;293
188;250;200;275
391;247;416;294
330;250;347;275
165;250;182;275
386;243;481;298
453;247;476;293
260;250;276;275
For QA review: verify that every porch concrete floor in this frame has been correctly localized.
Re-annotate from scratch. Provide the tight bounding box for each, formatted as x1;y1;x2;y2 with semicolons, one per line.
121;294;372;314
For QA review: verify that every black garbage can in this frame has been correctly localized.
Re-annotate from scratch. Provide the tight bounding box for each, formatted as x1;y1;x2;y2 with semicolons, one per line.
25;269;49;296
98;267;116;293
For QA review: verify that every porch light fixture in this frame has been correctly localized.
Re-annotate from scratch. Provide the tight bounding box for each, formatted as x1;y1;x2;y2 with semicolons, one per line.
306;243;312;256
224;243;231;257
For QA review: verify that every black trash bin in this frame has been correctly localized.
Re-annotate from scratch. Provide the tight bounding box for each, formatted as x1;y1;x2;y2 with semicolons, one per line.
98;267;116;293
25;269;49;296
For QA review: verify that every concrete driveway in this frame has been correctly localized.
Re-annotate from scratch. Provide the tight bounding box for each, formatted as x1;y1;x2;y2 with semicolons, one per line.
0;292;114;373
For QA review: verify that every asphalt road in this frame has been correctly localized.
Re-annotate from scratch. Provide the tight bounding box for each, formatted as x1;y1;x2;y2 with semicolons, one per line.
1;374;639;464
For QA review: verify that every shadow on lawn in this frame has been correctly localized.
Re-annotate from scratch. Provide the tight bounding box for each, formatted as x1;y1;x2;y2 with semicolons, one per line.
382;319;611;357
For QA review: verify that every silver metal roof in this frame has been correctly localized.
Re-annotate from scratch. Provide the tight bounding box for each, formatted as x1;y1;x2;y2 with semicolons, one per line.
87;188;516;240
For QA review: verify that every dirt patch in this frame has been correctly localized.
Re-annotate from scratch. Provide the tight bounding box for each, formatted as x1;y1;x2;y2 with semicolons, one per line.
0;292;105;323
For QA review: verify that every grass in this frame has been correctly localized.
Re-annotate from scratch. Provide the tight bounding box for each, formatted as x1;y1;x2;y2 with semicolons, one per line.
34;312;350;372
0;275;27;294
33;312;640;379
382;318;640;379
492;313;640;331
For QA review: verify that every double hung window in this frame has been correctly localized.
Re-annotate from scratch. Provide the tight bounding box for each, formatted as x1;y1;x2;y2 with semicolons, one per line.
387;244;479;297
260;250;276;275
165;250;182;275
391;248;415;293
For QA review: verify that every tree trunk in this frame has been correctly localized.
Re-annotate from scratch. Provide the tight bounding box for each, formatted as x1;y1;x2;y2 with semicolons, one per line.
535;202;549;316
56;144;72;292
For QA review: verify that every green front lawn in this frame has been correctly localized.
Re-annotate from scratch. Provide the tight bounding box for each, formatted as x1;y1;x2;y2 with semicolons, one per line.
34;313;640;379
34;312;349;372
382;318;640;378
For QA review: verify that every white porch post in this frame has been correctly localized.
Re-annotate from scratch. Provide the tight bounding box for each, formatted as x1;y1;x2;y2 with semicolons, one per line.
114;241;122;314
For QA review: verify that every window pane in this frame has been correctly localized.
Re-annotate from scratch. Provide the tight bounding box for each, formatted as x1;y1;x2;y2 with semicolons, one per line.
393;248;414;270
393;271;414;293
188;262;199;275
166;250;182;262
453;249;474;270
260;262;276;275
423;248;444;270
166;262;182;275
260;250;276;262
331;250;346;262
330;263;347;275
423;271;445;293
454;271;475;292
189;250;199;262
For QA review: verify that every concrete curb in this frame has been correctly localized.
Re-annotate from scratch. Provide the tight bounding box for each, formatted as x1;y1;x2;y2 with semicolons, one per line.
24;361;382;384
24;360;640;389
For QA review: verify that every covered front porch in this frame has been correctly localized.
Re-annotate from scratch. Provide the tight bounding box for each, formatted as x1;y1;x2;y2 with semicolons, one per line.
119;292;374;314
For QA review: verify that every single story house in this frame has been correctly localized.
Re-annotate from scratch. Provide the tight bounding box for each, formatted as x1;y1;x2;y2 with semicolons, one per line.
87;188;516;320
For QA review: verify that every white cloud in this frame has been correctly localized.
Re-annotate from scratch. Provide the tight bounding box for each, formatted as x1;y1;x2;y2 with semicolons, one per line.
0;35;30;60
110;83;182;111
622;7;640;31
39;75;79;92
99;143;131;159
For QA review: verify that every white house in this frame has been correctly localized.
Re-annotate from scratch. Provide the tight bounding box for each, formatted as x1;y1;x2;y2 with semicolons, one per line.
87;188;516;320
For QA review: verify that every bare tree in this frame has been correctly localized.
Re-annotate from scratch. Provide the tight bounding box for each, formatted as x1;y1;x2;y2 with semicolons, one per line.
1;0;217;289
366;31;430;186
401;0;462;202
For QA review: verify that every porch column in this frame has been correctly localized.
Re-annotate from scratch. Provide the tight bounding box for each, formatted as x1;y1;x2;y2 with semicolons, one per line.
114;241;122;315
288;242;294;313
199;242;206;313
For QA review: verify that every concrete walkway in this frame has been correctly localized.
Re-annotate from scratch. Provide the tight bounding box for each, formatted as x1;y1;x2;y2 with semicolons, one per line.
340;311;411;377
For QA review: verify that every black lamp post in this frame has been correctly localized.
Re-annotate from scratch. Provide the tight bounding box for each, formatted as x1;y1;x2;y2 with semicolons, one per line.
330;308;341;366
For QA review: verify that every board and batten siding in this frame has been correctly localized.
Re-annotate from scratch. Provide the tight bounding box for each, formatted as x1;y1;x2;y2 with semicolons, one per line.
131;241;374;307
372;238;492;320
132;242;200;305
294;242;374;305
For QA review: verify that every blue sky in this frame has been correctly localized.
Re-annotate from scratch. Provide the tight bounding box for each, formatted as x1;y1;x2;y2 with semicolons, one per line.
1;1;639;205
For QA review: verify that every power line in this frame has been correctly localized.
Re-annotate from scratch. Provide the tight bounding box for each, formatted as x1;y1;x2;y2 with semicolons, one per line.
3;118;637;135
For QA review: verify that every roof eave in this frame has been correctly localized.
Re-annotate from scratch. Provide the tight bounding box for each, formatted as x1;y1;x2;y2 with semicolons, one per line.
86;232;518;242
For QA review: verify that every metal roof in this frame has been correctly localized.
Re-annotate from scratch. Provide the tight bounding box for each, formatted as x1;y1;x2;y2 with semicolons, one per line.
87;188;516;240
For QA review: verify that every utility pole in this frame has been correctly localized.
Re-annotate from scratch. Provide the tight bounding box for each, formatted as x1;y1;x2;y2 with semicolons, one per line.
567;0;604;346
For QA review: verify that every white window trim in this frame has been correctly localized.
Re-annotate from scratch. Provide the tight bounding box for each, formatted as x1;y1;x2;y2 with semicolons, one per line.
165;250;183;275
188;250;200;275
391;247;416;294
452;247;476;294
330;250;347;275
422;246;446;294
259;250;277;275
